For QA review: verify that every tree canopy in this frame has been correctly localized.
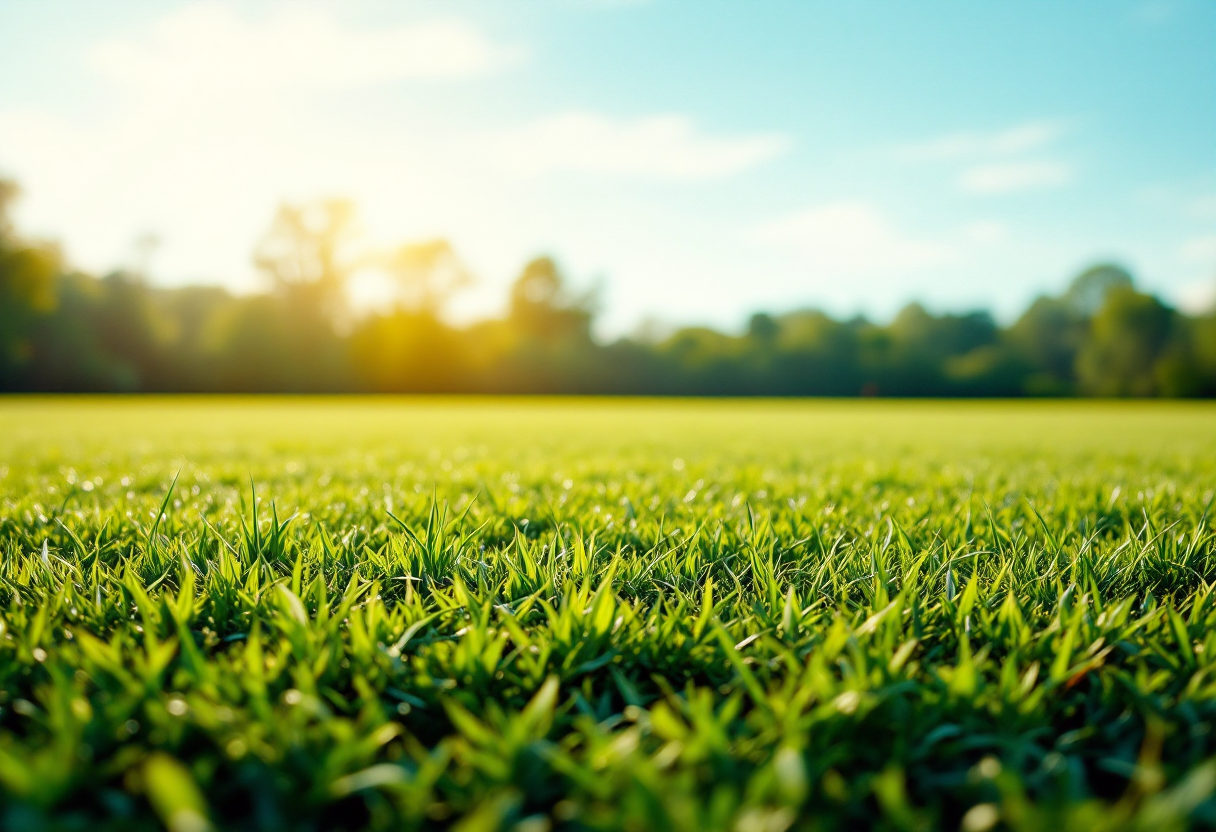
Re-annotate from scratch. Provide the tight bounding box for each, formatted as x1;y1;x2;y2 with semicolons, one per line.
2;181;1215;396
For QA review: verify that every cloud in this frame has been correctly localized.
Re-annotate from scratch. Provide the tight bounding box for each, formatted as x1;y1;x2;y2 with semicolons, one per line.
89;2;519;100
899;120;1073;196
900;121;1066;162
0;2;527;286
958;161;1073;194
748;203;957;274
1181;234;1216;265
486;111;790;179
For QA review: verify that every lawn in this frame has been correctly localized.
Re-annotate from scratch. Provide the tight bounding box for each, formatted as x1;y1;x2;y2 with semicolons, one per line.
1;398;1215;831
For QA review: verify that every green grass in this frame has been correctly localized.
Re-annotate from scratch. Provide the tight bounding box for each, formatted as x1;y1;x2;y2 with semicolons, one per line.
2;397;1216;832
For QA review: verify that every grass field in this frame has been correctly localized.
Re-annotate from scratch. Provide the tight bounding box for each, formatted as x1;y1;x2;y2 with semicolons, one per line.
2;398;1215;832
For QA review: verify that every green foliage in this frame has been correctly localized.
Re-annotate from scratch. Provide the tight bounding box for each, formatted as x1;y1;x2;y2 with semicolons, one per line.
1077;288;1186;397
4;178;1216;396
1;398;1216;830
0;181;63;385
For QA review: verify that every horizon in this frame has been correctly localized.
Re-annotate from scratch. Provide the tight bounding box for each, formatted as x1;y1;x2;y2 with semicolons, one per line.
1;1;1214;336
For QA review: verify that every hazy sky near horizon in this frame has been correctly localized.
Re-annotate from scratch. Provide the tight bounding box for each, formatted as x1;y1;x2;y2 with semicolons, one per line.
1;0;1213;334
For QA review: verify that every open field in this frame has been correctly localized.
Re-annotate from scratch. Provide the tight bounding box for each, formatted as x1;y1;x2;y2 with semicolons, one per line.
2;398;1216;831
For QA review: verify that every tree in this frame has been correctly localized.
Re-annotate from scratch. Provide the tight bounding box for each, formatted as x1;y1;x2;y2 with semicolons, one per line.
1064;263;1134;317
1187;313;1216;396
508;257;595;343
881;304;999;395
234;199;360;389
747;312;779;344
1076;286;1178;396
0;180;62;387
1007;296;1084;394
382;239;471;316
253;199;360;318
768;311;863;395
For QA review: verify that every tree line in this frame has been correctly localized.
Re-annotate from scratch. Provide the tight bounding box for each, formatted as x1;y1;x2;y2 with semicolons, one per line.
3;181;1215;396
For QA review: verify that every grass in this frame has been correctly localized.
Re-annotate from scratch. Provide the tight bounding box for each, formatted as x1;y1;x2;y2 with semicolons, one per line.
1;397;1215;832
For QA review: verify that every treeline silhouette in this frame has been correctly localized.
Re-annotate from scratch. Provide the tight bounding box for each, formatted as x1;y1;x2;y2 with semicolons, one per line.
3;181;1216;396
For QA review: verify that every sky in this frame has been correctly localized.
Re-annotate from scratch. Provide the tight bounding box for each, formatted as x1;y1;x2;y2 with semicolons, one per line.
0;0;1213;335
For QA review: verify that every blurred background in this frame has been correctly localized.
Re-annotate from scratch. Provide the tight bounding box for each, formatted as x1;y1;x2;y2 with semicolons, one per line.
1;0;1214;395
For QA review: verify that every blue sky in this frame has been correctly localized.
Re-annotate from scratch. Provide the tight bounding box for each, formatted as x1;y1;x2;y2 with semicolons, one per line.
1;0;1213;334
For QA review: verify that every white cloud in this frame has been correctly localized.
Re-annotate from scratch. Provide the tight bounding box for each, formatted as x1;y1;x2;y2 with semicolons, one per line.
748;203;956;274
486;111;790;179
0;3;526;289
1181;234;1216;265
900;120;1066;162
90;2;518;101
959;161;1073;194
900;120;1073;196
